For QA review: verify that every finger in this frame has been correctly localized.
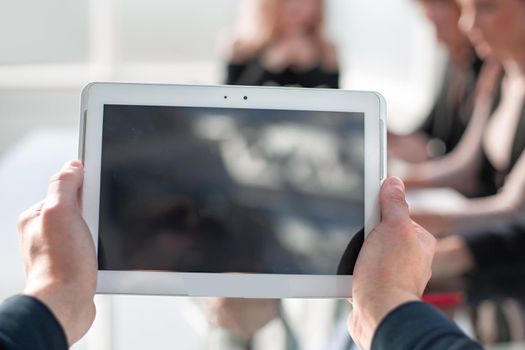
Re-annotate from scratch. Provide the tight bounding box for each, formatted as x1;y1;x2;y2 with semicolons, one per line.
45;160;84;209
380;177;410;222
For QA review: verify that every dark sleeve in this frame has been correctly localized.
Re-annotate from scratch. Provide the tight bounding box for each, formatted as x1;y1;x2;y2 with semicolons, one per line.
418;63;452;137
462;218;525;270
372;302;483;350
0;295;68;350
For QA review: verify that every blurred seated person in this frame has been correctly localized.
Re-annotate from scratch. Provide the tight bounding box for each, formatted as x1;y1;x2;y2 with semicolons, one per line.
431;213;525;344
214;2;343;342
433;216;525;281
389;0;484;163
400;0;525;235
224;0;339;89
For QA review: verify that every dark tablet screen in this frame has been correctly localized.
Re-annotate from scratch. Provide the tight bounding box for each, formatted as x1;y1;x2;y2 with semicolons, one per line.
98;105;364;275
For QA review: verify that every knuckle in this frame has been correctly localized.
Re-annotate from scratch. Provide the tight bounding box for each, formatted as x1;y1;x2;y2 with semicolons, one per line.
414;222;437;247
385;216;412;232
17;203;43;233
388;190;408;207
50;168;76;184
17;210;31;230
40;201;65;220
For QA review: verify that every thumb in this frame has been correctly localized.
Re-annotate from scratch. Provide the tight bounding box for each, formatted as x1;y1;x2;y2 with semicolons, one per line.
45;160;84;209
380;177;410;222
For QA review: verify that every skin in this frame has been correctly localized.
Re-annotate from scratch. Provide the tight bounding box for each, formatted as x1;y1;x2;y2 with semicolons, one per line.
264;0;338;72
420;0;473;66
276;0;321;36
231;0;338;72
348;177;436;350
17;160;97;345
457;0;525;67
432;235;476;280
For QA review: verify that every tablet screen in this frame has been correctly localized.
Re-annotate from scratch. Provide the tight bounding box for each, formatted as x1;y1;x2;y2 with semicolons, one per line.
98;105;364;275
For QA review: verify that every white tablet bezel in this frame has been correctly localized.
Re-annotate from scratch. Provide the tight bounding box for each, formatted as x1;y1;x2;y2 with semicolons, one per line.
79;83;387;298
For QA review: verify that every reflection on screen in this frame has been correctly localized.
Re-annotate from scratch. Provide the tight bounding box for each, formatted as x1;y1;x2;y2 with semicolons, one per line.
98;105;364;275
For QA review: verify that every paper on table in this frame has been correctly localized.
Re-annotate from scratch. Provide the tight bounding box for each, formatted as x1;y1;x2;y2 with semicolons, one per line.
406;188;469;213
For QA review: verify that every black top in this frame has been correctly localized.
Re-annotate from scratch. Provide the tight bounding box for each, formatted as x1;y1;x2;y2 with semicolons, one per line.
372;302;483;350
460;216;525;306
226;59;339;89
0;295;67;350
478;99;525;196
419;56;484;156
463;217;525;271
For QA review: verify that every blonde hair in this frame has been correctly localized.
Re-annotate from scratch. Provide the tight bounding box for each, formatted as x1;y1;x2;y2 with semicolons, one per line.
232;0;329;60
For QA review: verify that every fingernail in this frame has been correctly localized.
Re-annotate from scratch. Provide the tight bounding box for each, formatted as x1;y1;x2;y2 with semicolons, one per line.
388;177;405;192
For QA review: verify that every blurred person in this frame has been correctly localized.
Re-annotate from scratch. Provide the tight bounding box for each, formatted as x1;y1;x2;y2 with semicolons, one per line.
224;0;339;88
401;0;525;235
215;1;339;345
389;0;484;163
0;161;96;349
431;215;525;344
433;216;525;281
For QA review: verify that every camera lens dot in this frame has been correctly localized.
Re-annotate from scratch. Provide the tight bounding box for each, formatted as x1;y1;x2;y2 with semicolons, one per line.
243;96;248;100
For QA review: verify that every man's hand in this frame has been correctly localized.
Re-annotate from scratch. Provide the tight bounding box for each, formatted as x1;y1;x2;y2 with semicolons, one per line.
17;160;97;345
207;298;279;340
348;177;436;350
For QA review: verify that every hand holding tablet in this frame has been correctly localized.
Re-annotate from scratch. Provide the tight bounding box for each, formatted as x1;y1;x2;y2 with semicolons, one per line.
79;83;386;298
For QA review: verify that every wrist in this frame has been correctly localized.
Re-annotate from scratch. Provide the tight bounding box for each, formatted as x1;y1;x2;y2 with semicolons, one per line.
352;290;419;349
24;283;95;345
360;289;420;328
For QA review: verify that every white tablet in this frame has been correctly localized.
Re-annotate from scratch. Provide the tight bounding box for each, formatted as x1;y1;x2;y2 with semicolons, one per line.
79;83;387;298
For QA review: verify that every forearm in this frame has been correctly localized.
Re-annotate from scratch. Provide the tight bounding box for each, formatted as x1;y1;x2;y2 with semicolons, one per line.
388;132;432;163
372;302;482;350
0;295;68;350
404;151;482;195
445;193;522;231
403;99;490;194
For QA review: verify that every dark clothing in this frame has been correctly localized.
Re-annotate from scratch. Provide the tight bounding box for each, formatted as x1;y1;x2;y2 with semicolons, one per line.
459;218;525;343
226;60;339;89
463;217;525;271
419;57;483;156
372;301;483;350
461;216;525;302
478;100;525;195
0;295;67;350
